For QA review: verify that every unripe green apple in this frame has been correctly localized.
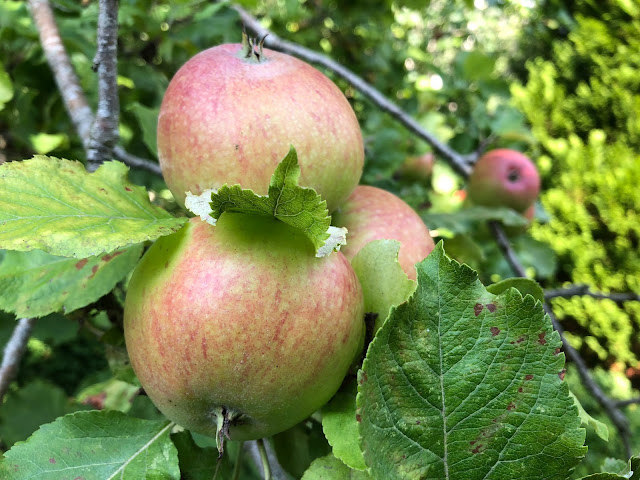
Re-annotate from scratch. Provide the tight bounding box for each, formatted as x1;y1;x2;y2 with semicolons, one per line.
157;42;364;213
124;214;364;441
332;186;435;280
468;149;540;212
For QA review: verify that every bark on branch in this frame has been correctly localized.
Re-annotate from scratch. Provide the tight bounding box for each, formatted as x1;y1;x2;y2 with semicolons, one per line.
86;0;120;170
545;285;640;304
27;0;160;175
0;318;37;402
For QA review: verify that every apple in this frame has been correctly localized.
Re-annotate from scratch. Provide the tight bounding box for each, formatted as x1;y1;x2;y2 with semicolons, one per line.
123;214;364;442
397;153;434;182
157;42;364;213
467;149;540;212
332;185;435;280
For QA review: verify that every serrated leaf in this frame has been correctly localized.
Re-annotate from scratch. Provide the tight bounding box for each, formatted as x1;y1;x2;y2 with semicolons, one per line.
486;277;545;304
601;458;630;476
322;379;367;471
301;453;371;480
357;242;586;480
185;147;344;257
0;245;142;317
570;391;609;442
0;410;179;479
351;239;416;333
0;157;187;258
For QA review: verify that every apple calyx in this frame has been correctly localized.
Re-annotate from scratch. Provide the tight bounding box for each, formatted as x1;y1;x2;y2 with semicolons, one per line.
213;405;243;458
238;30;268;64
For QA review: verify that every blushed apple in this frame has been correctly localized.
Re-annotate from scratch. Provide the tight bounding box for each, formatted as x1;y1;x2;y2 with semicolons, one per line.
468;149;540;212
332;186;435;280
124;214;364;442
157;42;364;213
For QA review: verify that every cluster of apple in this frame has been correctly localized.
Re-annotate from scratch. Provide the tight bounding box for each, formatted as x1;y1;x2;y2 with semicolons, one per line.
122;39;435;450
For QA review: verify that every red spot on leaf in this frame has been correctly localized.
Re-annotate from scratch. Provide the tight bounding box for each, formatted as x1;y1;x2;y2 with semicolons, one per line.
516;336;525;344
125;186;132;192
89;265;99;279
356;414;361;423
486;303;497;313
101;251;123;262
359;372;368;385
525;374;534;381
402;455;406;459
472;444;483;454
75;259;88;270
558;369;566;381
416;420;421;425
82;392;106;409
518;387;523;393
474;303;484;316
49;458;56;464
538;332;547;345
490;326;500;337
507;402;516;411
554;348;562;355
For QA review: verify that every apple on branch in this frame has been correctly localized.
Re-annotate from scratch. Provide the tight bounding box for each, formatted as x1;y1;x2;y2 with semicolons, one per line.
332;185;435;280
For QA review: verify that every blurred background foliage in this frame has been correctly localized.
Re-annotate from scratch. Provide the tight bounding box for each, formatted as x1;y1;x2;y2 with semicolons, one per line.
0;0;638;475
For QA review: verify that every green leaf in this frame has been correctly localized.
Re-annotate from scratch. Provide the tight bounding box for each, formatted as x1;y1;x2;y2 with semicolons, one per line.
76;378;141;412
322;379;367;471
601;458;630;475
486;277;545;304
569;391;609;442
357;242;586;480
0;60;13;111
0;410;180;479
351;239;416;333
272;421;331;478
0;380;87;448
129;102;159;156
0;245;142;317
172;430;232;480
29;133;68;154
0;157;186;258
301;453;371;480
185;147;346;257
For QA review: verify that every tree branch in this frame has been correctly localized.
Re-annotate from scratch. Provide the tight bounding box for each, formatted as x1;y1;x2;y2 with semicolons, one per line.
489;220;632;457
545;285;640;304
86;0;120;170
27;0;160;176
28;0;93;148
615;397;640;408
234;5;474;178
0;318;37;402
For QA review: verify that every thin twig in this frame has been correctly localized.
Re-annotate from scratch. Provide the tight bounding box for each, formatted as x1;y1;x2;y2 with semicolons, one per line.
234;5;474;178
615;398;640;408
27;0;160;176
545;285;640;304
256;438;271;480
489;220;632;457
86;0;120;170
0;318;37;402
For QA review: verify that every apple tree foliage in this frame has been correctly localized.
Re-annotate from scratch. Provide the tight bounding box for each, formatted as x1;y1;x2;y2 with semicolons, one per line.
0;0;638;479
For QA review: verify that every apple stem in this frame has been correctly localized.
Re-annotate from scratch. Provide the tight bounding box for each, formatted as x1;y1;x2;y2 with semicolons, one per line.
213;406;243;458
239;30;268;64
256;438;272;480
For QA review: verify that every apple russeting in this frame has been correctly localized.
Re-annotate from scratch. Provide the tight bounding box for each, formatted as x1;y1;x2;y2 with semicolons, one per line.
332;185;435;280
124;214;365;446
157;40;364;213
467;149;540;213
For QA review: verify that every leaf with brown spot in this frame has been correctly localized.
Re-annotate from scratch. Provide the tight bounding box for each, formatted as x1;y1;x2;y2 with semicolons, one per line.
357;242;586;480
